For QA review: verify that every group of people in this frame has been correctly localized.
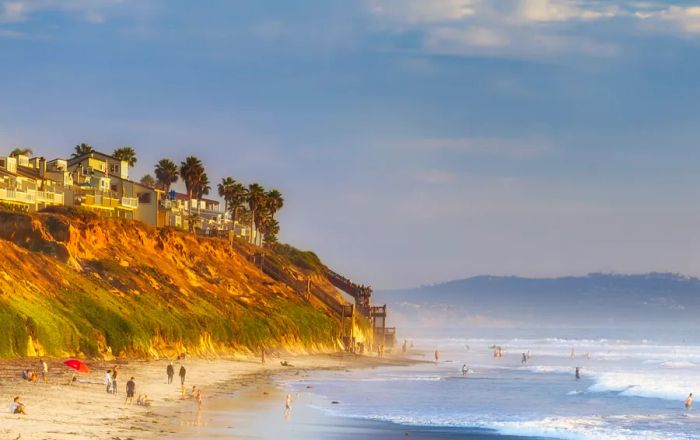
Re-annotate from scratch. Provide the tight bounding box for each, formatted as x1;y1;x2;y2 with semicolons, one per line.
21;359;48;385
103;366;121;394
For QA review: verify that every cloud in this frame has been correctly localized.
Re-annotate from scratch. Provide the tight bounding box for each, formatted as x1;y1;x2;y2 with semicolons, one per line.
365;1;700;60
0;0;123;24
516;0;618;23
366;0;477;23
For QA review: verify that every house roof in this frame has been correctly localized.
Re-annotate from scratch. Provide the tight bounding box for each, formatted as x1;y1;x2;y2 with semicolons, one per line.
66;151;125;166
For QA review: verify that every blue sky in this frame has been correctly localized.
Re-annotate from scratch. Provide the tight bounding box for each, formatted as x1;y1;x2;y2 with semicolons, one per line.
2;0;700;288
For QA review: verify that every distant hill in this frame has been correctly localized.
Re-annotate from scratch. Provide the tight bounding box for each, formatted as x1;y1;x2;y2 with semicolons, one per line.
374;273;700;330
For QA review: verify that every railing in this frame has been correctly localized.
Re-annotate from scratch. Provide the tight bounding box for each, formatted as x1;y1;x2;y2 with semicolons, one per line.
120;196;138;209
0;188;36;204
36;191;64;205
84;194;119;208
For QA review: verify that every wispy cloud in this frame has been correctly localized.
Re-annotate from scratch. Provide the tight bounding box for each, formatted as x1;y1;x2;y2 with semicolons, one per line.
0;0;124;24
365;0;700;59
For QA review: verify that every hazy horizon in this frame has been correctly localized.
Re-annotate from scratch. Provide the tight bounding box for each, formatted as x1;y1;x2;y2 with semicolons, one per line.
3;1;700;288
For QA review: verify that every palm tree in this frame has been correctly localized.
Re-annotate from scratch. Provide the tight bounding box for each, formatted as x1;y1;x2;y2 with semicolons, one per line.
113;146;137;168
72;143;94;157
179;156;204;208
140;174;156;187
218;177;236;214
227;182;248;230
154;159;179;193
194;172;211;211
246;183;266;244
9;148;32;157
265;189;284;219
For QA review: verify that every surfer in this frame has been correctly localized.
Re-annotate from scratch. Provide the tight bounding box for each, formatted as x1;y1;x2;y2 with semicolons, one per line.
686;393;693;409
575;367;581;380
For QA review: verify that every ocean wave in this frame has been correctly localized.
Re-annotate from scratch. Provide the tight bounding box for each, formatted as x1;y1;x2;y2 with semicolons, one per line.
586;371;698;401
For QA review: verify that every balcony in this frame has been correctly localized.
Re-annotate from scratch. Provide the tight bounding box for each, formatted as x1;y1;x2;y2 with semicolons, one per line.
84;193;119;209
0;188;36;204
120;196;138;209
36;191;64;205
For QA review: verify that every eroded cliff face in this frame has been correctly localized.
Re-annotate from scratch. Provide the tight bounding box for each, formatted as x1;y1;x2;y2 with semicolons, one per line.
0;209;345;358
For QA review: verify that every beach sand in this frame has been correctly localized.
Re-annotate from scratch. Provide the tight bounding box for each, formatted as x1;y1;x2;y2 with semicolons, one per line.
0;353;413;440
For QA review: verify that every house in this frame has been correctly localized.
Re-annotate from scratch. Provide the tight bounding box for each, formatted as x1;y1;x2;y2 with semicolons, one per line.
65;152;139;218
0;155;65;211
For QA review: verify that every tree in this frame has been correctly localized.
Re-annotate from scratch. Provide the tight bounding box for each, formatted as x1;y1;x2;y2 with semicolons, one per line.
179;156;205;207
140;174;156;188
194;172;211;210
227;183;248;229
246;183;266;244
260;217;280;246
217;177;236;213
9;148;33;157
72;143;94;157
113;146;137;167
265;189;284;219
154;159;179;193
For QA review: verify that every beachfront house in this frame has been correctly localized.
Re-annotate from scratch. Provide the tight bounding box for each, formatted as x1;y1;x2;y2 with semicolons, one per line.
65;152;139;219
0;154;65;211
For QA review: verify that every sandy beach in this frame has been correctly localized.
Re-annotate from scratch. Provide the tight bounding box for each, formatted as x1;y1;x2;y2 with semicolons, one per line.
0;353;414;440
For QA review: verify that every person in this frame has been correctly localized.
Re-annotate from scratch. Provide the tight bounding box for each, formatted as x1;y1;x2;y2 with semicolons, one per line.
125;377;136;404
261;347;266;364
195;389;204;409
9;396;26;415
686;393;693;409
40;359;48;384
112;366;120;395
522;353;527;364
179;365;187;385
575;367;581;380
104;370;113;393
284;394;292;417
462;364;469;376
166;362;174;384
434;350;439;363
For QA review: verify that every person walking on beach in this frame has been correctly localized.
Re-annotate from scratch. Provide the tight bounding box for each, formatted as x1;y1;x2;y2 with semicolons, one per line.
167;362;175;384
686;393;693;409
179;365;187;385
40;359;48;384
462;364;469;376
104;370;113;394
112;366;120;395
522;353;528;364
125;377;136;404
284;394;292;417
434;350;439;363
195;389;204;409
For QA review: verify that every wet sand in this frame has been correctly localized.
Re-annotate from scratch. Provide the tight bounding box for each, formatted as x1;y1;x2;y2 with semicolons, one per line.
167;372;542;440
0;353;414;440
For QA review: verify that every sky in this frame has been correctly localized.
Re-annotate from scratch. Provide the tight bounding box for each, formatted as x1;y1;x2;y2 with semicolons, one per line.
2;1;700;288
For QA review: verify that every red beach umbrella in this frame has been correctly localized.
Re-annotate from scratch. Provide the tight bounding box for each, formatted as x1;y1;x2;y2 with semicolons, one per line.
64;359;90;373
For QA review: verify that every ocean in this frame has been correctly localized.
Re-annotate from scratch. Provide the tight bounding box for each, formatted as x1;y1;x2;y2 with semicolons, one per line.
283;330;700;439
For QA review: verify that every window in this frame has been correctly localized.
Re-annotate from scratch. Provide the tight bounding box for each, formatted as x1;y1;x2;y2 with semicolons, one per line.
110;184;117;192
0;159;4;169
138;192;152;204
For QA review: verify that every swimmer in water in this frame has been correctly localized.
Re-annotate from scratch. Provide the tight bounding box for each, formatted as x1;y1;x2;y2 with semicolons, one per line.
575;367;581;380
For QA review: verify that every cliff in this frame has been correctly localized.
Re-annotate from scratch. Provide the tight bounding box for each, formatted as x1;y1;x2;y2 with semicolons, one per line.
0;207;352;358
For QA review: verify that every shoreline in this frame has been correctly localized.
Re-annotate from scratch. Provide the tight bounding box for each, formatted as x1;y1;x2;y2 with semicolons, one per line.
0;353;418;440
166;357;542;440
